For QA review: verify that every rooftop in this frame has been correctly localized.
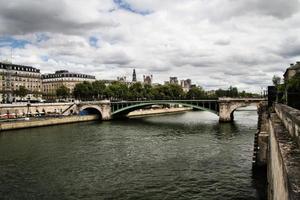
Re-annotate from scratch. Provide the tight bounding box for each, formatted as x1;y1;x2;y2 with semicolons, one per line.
0;62;40;73
288;62;300;70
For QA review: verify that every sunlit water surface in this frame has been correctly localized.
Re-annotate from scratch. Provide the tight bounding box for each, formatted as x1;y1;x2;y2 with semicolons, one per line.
0;110;266;200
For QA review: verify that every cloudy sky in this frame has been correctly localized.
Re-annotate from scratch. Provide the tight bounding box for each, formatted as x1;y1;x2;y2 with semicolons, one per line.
0;0;300;92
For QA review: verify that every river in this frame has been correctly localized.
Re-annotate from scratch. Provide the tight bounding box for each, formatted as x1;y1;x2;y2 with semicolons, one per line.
0;109;266;200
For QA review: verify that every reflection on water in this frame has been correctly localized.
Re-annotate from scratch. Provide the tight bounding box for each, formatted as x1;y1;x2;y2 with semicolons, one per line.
0;110;265;200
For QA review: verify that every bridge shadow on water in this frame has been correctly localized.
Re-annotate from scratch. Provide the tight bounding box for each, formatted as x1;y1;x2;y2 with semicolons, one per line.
113;110;267;200
113;111;245;141
0;109;267;200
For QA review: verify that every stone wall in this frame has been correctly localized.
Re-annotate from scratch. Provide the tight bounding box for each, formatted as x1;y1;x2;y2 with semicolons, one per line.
0;115;99;131
254;102;269;167
267;105;300;200
218;98;264;122
275;104;300;147
0;103;73;116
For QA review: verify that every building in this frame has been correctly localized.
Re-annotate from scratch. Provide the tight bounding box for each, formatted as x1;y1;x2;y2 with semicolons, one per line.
169;77;179;85
132;69;137;82
283;62;300;82
143;75;153;85
206;90;216;97
0;62;42;102
42;70;95;96
180;79;192;92
117;76;127;82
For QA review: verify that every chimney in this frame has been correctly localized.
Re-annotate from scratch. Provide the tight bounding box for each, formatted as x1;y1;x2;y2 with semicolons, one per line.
290;63;294;67
296;61;300;65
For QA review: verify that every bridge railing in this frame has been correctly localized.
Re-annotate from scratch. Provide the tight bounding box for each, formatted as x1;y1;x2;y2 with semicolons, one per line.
218;97;267;101
110;99;218;104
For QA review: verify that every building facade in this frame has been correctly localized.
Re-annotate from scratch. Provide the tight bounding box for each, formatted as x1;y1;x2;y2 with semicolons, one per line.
42;70;95;96
284;62;300;82
169;77;179;85
143;75;153;85
117;76;127;82
0;62;42;102
180;79;192;92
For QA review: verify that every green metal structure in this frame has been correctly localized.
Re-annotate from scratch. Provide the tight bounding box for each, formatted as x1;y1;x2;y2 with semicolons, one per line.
111;100;219;117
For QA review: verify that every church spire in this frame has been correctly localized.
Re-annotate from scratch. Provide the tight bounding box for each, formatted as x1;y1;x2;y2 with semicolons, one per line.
132;69;137;82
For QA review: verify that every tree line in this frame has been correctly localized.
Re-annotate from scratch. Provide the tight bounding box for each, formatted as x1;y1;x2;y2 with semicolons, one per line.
4;81;260;101
72;81;206;100
54;81;259;101
272;74;300;108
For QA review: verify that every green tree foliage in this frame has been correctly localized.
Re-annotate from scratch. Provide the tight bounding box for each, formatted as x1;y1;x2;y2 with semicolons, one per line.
105;81;129;100
73;81;256;100
214;86;257;98
167;84;185;99
143;84;153;99
272;75;281;87
92;81;106;99
15;86;28;99
286;74;300;92
129;82;144;100
73;81;93;100
56;85;70;99
215;87;239;97
149;84;185;100
186;87;205;99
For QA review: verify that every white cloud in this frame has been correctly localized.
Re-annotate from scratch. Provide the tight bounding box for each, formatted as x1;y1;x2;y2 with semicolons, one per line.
0;0;300;92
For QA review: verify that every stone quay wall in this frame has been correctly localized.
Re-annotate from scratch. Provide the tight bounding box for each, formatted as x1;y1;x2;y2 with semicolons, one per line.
0;107;194;131
0;103;73;116
0;115;99;131
254;102;269;167
267;104;300;200
275;104;300;147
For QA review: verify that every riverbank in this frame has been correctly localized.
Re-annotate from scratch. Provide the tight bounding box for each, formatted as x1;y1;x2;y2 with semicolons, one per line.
0;107;192;131
127;107;192;118
0;115;99;131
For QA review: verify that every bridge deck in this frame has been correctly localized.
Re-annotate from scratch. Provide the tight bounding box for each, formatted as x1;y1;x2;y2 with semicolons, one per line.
110;100;220;116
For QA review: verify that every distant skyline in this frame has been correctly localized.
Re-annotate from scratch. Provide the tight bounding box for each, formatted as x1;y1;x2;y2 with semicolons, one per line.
0;0;300;92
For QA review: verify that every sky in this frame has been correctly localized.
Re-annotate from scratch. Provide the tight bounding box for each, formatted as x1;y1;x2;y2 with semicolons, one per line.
0;0;300;92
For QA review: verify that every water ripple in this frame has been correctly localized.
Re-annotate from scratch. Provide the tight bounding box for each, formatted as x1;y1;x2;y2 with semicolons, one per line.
0;110;265;199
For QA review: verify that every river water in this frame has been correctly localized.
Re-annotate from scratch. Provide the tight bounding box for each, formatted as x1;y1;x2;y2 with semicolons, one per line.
0;110;266;200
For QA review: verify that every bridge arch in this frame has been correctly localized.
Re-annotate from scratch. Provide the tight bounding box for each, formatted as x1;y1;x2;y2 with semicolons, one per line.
79;105;103;119
111;101;219;118
219;101;260;122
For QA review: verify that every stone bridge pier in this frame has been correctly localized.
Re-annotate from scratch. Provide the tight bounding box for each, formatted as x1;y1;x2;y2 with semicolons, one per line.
76;101;112;120
218;98;262;122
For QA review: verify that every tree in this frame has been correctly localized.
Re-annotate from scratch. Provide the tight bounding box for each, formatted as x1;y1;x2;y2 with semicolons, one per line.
272;75;281;87
286;74;300;92
15;86;28;100
215;89;227;97
73;81;93;100
92;81;106;99
228;86;238;97
186;87;205;99
104;81;129;100
167;84;185;99
56;85;70;99
129;82;144;100
286;74;300;109
144;84;153;100
215;86;239;98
